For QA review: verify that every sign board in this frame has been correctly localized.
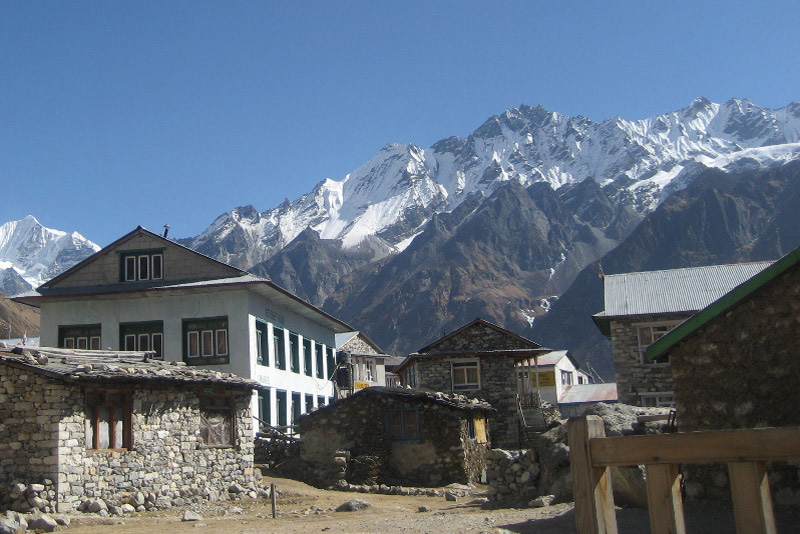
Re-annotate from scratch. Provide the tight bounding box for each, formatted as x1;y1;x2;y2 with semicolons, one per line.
533;371;556;387
353;382;369;391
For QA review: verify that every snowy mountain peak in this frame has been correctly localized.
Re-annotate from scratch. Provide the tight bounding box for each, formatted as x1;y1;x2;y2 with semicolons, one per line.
0;216;100;293
189;98;800;269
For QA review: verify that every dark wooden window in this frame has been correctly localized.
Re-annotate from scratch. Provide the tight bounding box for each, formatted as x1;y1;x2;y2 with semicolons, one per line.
258;390;271;428
291;392;301;429
120;321;163;359
289;332;300;373
59;324;101;350
386;408;420;442
317;395;325;408
303;338;312;376
276;390;287;427
85;389;132;451
305;393;314;413
273;327;286;370
198;396;234;447
315;342;324;378
183;317;229;365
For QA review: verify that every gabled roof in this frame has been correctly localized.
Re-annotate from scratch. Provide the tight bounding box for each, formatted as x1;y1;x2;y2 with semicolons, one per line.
647;246;800;361
517;349;580;368
417;318;541;353
335;331;386;355
0;346;260;391
39;226;245;289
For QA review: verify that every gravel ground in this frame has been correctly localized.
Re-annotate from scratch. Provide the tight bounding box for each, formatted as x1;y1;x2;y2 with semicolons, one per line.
61;476;800;534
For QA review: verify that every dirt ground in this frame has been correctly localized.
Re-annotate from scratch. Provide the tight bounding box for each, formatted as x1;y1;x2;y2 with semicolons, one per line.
63;476;800;534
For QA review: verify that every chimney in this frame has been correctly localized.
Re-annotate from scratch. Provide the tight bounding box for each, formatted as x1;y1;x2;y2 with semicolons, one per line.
163;224;170;238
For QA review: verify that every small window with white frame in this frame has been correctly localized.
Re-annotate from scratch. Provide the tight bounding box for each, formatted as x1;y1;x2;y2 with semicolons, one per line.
183;317;229;365
639;392;675;408
560;369;573;386
451;359;480;391
636;321;681;364
121;251;164;282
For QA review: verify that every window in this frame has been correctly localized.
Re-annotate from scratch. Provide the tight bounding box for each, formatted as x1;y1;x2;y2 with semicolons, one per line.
303;339;312;376
365;359;375;382
315;342;324;378
198;396;233;447
402;366;417;388
289;332;300;373
59;324;101;350
120;250;164;282
273;327;286;370
639;392;675;408
561;370;573;386
386;408;419;442
636;322;680;364
305;394;314;413
255;321;268;366
291;392;302;432
120;321;163;359
578;375;586;385
451;360;480;391
276;390;287;428
183;317;229;365
326;347;336;379
258;390;271;429
317;395;325;408
85;389;131;450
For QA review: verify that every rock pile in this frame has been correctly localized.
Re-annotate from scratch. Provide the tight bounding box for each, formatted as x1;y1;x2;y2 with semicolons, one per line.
3;482;56;514
0;511;69;533
485;449;539;505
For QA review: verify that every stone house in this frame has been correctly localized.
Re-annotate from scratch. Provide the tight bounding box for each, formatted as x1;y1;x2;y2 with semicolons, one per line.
297;386;493;488
334;331;388;397
647;246;800;432
13;226;355;434
0;346;259;513
396;318;551;448
592;261;773;407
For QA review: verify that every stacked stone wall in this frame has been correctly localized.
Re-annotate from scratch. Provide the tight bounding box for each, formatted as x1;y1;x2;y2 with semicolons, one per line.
0;365;255;513
298;394;488;488
485;449;540;505
610;314;690;404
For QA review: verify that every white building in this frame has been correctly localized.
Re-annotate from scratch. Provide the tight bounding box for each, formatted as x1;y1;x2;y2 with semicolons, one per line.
334;331;388;396
515;350;593;406
14;226;354;433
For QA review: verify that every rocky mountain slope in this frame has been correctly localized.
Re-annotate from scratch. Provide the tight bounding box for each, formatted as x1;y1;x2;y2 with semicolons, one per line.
0;216;100;295
189;98;800;272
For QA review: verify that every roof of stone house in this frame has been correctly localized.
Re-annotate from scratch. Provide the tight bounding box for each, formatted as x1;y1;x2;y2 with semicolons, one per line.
395;347;554;375
301;386;495;421
647;246;800;361
335;331;386;355
0;346;262;391
416;318;542;353
592;260;774;336
558;383;618;405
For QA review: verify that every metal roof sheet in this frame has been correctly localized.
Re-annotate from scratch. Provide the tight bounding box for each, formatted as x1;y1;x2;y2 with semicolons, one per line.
559;383;618;405
603;261;774;316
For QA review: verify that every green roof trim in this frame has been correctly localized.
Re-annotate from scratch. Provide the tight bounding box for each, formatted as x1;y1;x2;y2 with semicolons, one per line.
647;246;800;361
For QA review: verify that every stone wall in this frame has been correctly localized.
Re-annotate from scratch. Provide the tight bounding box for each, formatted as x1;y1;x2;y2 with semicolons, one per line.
298;394;488;488
412;355;520;448
667;263;800;504
610;314;691;405
0;365;255;513
340;335;380;355
426;323;532;352
485;449;540;505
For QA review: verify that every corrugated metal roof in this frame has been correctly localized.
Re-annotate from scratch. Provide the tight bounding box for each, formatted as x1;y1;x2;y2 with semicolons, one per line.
559;383;618;404
603;261;774;316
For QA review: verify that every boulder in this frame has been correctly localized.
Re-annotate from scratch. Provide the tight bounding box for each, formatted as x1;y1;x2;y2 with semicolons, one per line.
335;499;372;512
28;515;58;532
182;510;203;521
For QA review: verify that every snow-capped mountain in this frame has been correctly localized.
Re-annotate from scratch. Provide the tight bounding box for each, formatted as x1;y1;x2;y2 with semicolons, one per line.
0;216;100;294
190;98;800;268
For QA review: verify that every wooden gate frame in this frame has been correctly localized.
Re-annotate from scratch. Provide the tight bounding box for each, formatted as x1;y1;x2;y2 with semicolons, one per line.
568;415;800;534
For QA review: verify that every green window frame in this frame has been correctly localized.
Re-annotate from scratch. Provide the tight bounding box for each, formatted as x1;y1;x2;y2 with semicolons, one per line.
273;327;286;370
305;393;314;413
303;338;312;376
119;321;163;359
386;408;420;442
183;316;229;365
317;395;325;408
276;390;287;428
258;389;271;429
289;332;300;373
326;347;336;379
291;391;302;428
59;324;101;350
315;342;324;378
256;321;269;366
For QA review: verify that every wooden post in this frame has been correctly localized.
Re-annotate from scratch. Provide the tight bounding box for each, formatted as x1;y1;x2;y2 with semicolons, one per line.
645;463;686;534
728;462;776;534
270;482;277;519
568;415;618;534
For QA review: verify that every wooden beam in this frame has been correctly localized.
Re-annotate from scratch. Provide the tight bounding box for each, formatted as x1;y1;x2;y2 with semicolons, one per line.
645;464;686;534
568;416;618;534
728;462;776;534
590;426;800;467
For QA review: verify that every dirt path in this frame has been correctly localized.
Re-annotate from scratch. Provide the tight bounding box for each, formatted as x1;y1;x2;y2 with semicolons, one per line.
61;476;800;534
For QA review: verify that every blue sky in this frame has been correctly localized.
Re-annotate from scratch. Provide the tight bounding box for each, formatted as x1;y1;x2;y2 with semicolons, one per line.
2;1;798;245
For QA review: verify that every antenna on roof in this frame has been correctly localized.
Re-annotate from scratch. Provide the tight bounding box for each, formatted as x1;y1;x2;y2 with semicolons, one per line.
163;224;171;238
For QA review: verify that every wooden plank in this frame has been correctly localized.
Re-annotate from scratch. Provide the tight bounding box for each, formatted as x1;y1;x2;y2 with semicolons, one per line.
590;426;800;467
728;462;776;534
568;416;618;534
645;464;686;534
